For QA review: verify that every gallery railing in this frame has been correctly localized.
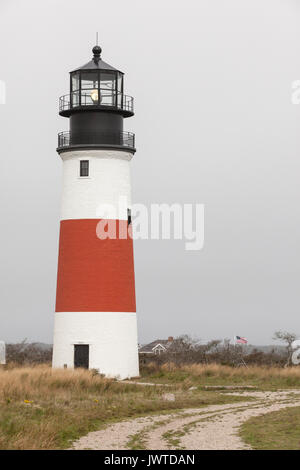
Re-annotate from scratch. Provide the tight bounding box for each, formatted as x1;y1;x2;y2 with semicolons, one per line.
57;131;135;150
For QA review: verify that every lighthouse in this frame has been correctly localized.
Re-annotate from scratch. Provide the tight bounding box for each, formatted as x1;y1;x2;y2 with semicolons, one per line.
52;44;139;379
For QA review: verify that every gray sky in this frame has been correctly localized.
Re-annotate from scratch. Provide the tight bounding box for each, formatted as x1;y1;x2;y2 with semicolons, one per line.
0;0;300;345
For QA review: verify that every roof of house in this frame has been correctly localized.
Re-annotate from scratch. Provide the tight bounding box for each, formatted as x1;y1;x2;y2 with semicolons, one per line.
139;339;173;354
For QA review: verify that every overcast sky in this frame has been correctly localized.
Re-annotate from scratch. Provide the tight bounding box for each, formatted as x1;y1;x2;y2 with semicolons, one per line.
0;0;300;345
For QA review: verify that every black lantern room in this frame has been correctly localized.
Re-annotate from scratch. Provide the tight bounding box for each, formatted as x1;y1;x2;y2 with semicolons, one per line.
57;45;135;153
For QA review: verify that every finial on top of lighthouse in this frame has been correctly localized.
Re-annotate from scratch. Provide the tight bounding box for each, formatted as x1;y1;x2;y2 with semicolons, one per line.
92;45;102;64
93;32;102;64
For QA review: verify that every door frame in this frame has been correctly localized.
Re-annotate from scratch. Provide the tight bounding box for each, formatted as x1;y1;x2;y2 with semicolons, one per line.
74;344;90;369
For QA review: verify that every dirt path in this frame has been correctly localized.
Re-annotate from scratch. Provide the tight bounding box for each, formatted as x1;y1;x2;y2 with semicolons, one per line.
71;390;300;450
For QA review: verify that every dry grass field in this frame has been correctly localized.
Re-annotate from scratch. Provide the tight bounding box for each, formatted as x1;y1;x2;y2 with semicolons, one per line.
1;363;300;450
0;364;247;450
140;362;300;389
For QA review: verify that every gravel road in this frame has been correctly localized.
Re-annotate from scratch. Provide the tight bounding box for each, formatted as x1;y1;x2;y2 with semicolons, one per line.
71;390;300;450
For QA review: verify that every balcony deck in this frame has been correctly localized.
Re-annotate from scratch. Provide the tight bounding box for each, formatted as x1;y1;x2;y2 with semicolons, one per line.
59;92;134;118
57;131;136;154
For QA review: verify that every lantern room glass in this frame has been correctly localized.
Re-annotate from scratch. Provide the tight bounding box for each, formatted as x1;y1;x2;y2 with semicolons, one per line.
70;71;123;108
100;72;116;106
71;72;80;107
81;71;99;106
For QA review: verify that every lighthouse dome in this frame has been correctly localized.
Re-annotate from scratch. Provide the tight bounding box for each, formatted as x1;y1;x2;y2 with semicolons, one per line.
71;45;123;74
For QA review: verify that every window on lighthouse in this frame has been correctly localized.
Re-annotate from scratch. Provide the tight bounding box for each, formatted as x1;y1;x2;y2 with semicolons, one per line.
80;160;89;177
127;208;132;225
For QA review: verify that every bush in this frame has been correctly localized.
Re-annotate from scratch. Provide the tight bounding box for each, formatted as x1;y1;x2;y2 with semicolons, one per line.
6;341;52;365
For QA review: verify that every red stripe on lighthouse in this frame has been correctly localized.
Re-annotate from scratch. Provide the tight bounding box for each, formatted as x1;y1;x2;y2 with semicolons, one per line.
55;219;136;312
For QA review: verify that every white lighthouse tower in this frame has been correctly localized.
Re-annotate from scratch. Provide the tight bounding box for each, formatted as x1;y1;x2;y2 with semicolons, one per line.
52;44;139;379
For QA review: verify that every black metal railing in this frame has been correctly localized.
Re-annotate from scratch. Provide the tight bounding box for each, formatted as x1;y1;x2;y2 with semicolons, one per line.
59;92;134;114
58;131;135;149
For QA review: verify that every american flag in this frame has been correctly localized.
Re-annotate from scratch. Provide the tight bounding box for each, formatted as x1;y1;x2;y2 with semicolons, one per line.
234;336;248;344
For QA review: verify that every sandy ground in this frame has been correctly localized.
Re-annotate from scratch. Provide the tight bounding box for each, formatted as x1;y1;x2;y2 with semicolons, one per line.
71;390;300;450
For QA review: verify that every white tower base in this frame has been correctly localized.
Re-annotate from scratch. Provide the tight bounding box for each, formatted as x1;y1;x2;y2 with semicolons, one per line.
52;312;139;379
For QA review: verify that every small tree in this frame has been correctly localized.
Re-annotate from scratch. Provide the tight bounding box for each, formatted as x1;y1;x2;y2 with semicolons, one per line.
273;331;297;367
166;335;200;365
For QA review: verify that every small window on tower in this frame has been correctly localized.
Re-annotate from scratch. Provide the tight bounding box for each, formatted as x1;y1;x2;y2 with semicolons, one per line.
127;208;132;225
80;160;89;177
